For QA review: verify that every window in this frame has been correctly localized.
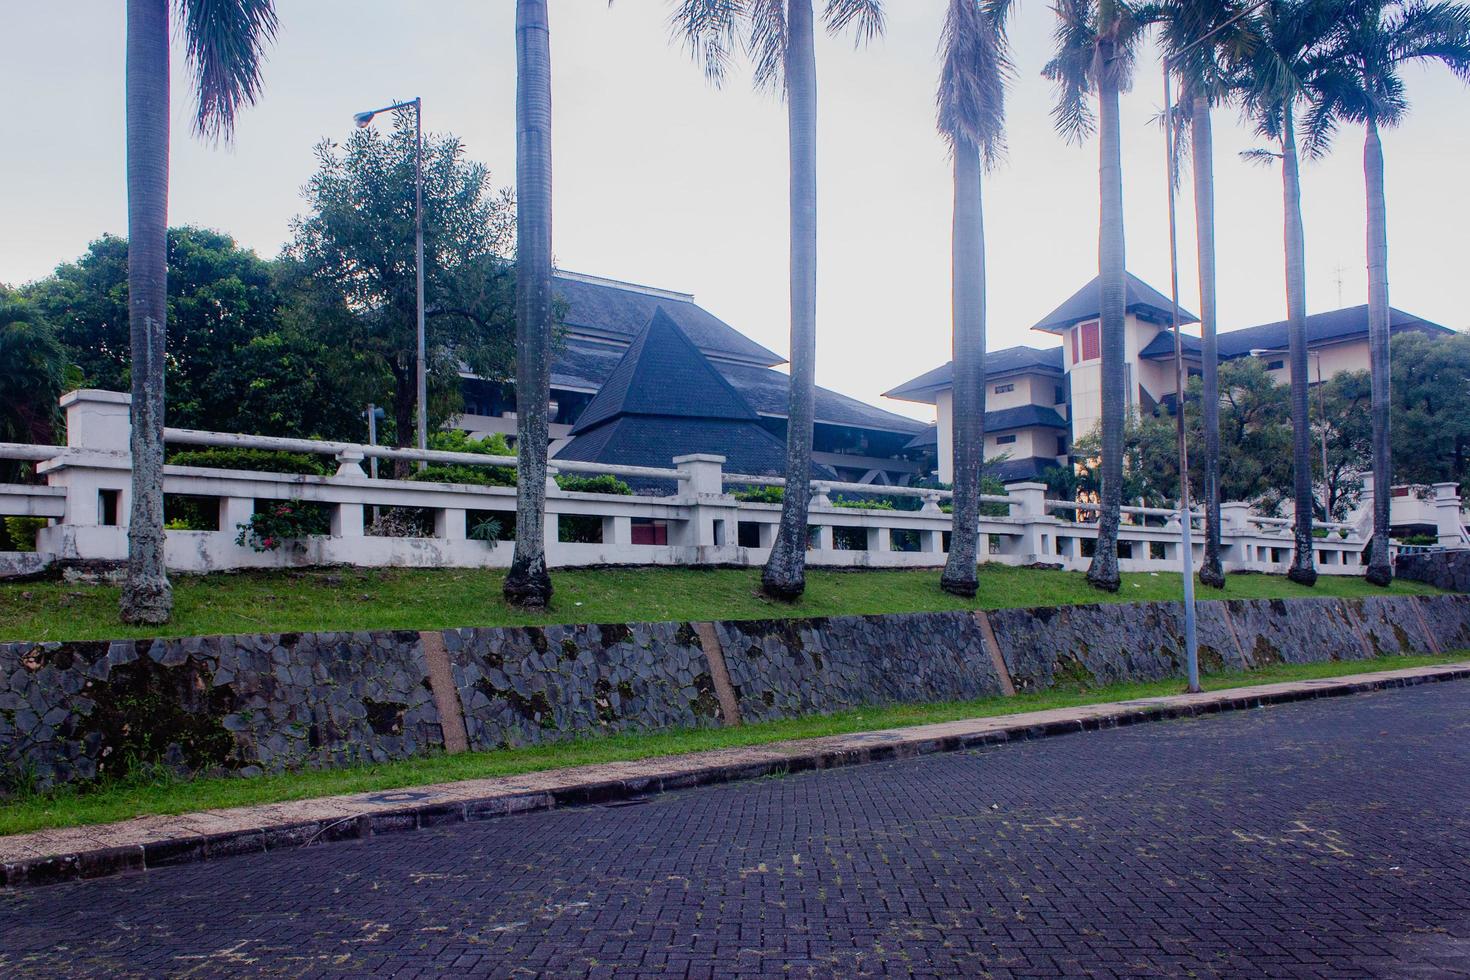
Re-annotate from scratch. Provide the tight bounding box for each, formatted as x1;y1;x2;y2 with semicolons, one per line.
1266;359;1285;371
996;434;1017;445
1057;435;1068;456
994;383;1015;395
1074;320;1100;361
1055;386;1066;405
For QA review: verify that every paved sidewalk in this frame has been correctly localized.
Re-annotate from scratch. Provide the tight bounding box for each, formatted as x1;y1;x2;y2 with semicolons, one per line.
3;660;1467;889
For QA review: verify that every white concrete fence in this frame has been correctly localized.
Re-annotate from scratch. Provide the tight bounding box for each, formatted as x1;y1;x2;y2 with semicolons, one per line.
1;389;1465;577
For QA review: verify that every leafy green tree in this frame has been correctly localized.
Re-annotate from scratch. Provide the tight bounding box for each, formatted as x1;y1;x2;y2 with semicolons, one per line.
286;116;517;465
26;229;367;440
1235;0;1339;586
1304;0;1470;584
1043;0;1151;592
1387;331;1470;490
668;0;886;602
937;0;1014;598
120;0;277;625
0;288;71;481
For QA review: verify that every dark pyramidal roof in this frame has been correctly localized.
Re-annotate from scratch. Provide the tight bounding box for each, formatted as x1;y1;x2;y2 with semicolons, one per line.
556;309;835;480
1032;272;1199;333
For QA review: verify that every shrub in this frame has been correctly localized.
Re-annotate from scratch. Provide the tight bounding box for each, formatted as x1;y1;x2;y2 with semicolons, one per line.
832;495;895;510
366;507;433;538
1399;533;1438;546
469;516;503;546
555;473;632;495
235;500;330;551
734;485;784;503
169;448;328;476
410;464;517;487
2;516;46;551
429;429;512;456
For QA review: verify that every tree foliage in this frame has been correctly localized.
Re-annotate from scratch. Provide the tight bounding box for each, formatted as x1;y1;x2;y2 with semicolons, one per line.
24;227;369;440
0;287;71;482
285;114;517;450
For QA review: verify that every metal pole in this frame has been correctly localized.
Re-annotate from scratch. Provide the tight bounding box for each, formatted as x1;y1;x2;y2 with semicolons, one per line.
413;97;428;468
1163;65;1202;694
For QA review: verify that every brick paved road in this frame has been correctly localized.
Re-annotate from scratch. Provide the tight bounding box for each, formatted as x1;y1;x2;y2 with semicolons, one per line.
3;681;1470;978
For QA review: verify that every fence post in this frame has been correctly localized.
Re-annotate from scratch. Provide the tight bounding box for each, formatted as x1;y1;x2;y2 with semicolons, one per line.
674;454;736;551
1005;481;1051;563
1433;482;1464;547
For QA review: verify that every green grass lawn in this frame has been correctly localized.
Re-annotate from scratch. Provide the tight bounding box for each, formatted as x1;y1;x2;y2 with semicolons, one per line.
0;564;1440;642
0;652;1458;837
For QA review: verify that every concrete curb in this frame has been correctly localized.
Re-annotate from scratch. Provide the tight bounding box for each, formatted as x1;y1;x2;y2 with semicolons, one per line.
3;662;1467;890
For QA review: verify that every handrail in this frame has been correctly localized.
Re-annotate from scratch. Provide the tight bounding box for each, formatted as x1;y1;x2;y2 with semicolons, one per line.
0;443;63;461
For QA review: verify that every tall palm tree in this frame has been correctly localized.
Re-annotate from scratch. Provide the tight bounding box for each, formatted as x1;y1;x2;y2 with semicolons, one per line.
503;0;557;608
1304;0;1470;586
1154;0;1252;590
938;0;1014;598
120;0;277;625
668;0;884;602
1043;0;1149;592
1236;0;1339;587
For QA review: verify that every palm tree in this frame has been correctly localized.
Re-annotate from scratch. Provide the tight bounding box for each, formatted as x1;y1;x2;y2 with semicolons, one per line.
1236;0;1339;587
1304;0;1470;586
1043;0;1149;592
668;0;884;602
120;0;277;625
1154;0;1252;590
503;0;557;609
938;0;1014;597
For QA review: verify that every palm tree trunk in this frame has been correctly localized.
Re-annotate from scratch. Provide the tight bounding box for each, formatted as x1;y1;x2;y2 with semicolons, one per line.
119;0;173;625
1281;105;1317;586
941;137;986;597
1087;42;1125;593
761;0;818;602
1363;116;1392;586
504;0;555;608
1192;95;1225;589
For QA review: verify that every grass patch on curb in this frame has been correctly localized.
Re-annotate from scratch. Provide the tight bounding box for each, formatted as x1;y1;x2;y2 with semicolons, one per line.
0;564;1441;642
0;653;1459;837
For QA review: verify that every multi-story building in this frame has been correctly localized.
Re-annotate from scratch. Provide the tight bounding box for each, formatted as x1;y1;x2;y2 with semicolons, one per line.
886;272;1453;483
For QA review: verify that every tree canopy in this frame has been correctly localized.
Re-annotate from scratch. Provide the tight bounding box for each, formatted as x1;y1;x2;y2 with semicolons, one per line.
284;112;517;448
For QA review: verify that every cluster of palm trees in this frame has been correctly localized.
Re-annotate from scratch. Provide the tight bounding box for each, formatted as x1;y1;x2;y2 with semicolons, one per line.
115;0;1467;623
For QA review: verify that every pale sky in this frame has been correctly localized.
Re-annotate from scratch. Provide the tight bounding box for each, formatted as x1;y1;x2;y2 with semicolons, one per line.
3;2;1467;424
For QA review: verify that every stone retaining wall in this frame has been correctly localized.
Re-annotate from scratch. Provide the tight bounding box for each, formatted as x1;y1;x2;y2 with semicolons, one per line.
1398;551;1470;593
4;594;1467;792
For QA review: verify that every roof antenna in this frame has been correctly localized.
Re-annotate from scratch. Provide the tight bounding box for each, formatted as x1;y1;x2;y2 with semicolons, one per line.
1333;262;1345;308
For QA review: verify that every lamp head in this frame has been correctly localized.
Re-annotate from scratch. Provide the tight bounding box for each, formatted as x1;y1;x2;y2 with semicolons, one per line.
353;110;376;129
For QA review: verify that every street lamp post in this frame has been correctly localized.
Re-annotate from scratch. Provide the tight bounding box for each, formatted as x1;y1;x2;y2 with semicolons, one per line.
1159;0;1266;694
354;98;428;464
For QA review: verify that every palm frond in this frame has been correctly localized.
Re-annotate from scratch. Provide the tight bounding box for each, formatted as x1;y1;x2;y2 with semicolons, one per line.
824;0;886;44
668;0;745;87
938;0;1014;167
1387;0;1470;80
1239;146;1282;165
1043;0;1101;142
177;0;278;143
747;0;788;92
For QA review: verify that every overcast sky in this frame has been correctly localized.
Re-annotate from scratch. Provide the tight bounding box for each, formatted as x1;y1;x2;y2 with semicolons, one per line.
3;2;1467;423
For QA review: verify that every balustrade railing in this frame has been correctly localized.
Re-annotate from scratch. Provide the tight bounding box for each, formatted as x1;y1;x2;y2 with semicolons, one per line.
0;389;1457;577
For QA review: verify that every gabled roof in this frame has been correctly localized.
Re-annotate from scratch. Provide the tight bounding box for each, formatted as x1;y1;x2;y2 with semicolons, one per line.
883;346;1065;404
555;416;836;481
902;405;1069;450
1138;304;1452;361
1032;272;1199;334
554;271;782;367
569;308;758;435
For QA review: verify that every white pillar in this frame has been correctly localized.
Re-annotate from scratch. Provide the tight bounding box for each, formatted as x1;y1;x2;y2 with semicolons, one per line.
436;508;466;541
1433;482;1463;547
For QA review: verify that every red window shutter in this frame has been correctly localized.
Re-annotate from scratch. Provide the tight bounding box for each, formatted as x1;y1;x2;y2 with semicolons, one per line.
1081;321;1100;361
